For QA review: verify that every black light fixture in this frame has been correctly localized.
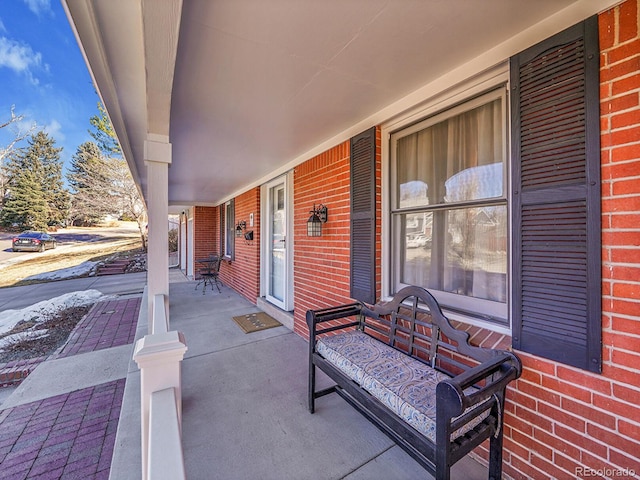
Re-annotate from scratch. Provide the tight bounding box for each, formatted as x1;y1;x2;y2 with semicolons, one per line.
235;220;246;237
307;204;328;237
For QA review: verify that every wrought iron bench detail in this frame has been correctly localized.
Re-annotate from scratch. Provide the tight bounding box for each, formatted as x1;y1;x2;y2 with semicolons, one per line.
307;285;522;480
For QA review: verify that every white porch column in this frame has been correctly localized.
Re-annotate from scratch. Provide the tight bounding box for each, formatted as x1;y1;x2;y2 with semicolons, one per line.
134;331;187;480
145;134;171;333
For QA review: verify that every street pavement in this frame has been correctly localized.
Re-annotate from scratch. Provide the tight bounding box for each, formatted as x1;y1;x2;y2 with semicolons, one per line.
0;272;146;313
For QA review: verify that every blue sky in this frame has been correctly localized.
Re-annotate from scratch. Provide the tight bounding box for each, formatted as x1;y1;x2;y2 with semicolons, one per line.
0;0;100;173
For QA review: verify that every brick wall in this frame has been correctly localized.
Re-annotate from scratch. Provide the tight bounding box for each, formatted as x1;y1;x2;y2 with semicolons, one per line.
193;206;217;267
218;188;260;303
291;129;382;337
498;3;640;479
292;141;353;336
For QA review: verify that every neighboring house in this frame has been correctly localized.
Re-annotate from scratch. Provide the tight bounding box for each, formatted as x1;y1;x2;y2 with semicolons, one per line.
65;1;639;479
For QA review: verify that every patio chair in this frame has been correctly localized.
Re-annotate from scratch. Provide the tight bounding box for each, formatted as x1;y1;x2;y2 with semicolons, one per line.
195;255;222;294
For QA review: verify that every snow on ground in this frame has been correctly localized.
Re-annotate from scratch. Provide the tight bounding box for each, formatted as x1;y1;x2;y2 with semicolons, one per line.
0;290;109;349
0;329;49;350
24;260;100;281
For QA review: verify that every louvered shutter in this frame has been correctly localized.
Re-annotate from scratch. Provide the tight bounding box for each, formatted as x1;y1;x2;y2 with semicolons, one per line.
219;204;225;256
350;127;376;304
511;16;601;372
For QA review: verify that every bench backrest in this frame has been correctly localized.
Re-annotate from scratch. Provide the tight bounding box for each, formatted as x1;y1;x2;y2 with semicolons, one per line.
360;286;502;375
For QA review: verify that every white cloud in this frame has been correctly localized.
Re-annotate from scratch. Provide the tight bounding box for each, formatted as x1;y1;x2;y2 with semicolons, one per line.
0;18;6;34
0;36;44;85
43;118;64;141
22;0;53;16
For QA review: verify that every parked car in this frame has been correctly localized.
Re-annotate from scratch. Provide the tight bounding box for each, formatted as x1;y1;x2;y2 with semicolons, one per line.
12;231;57;252
406;233;430;249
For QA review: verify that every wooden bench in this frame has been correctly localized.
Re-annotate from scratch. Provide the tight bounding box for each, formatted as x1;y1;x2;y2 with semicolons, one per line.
307;286;522;480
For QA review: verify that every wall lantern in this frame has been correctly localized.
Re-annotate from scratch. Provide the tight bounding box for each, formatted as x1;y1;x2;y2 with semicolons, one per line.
307;204;328;237
235;220;246;237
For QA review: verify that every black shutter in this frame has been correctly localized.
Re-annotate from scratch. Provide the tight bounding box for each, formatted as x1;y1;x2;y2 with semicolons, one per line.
219;204;225;256
350;127;376;304
511;16;601;372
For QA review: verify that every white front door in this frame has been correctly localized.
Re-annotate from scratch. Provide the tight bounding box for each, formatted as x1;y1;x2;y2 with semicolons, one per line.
266;179;288;309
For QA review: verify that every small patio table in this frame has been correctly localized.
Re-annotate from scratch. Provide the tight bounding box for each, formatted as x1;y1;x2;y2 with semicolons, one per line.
195;256;222;294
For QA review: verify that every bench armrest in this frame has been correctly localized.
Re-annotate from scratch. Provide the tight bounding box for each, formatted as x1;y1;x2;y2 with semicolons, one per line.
306;303;362;336
437;352;522;417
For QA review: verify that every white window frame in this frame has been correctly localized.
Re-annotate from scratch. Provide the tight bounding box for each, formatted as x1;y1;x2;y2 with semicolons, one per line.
381;64;511;334
224;200;235;260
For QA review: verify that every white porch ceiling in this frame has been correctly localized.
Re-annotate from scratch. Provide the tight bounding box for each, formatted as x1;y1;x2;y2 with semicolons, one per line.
63;0;615;208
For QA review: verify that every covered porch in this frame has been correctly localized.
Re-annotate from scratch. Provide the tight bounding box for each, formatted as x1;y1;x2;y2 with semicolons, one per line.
110;271;486;479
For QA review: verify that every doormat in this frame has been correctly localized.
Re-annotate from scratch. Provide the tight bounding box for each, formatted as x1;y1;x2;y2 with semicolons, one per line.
232;312;282;333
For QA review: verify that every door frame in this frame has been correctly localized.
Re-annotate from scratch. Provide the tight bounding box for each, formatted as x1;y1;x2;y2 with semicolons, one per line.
261;173;294;311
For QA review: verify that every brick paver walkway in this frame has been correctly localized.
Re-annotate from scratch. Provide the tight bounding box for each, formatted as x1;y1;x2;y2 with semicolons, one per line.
0;295;142;479
51;297;140;359
0;379;125;480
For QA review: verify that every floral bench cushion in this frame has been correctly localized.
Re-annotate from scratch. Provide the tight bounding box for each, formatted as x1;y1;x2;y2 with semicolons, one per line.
316;330;489;442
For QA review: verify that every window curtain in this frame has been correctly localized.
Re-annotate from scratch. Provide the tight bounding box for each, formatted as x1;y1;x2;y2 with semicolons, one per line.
396;99;505;302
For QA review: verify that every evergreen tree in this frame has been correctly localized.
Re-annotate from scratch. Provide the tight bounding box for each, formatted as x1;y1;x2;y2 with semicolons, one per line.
4;131;69;228
86;103;147;244
1;168;48;230
67;141;111;225
89;102;121;157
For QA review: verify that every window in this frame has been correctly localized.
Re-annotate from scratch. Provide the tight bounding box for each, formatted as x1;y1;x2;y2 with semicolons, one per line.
224;199;235;260
390;89;507;323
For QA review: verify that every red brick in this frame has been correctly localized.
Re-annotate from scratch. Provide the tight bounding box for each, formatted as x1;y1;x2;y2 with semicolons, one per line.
602;159;640;182
530;452;572;480
503;437;531;462
504;411;534;436
608;38;640;65
600;57;640;82
610;298;640;317
603;330;640;351
587;423;640;458
538;402;586;432
580;451;615;478
553;452;584;480
602;363;640;386
600;125;640;149
610;348;640;371
612;73;640;96
612;143;640;162
619;0;639;42
541;376;592;403
556;366;612;395
599;8;617;50
611;316;640;336
554;424;608;459
561;397;616;429
518;367;541;385
610;212;640;228
508;389;537;411
602;199;640;219
515;404;553;432
609;448;640;474
533;427;581;459
516;379;561;407
619;420;640;442
609;265;640;283
613;381;640;404
610;248;640;264
519;353;557;376
593;392;640;423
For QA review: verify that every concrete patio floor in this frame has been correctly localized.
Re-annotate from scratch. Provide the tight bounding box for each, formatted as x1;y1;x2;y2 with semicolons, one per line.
111;270;489;480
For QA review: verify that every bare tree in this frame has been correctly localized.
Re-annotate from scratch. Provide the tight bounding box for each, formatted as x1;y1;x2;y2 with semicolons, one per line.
83;103;147;247
1;106;37;205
